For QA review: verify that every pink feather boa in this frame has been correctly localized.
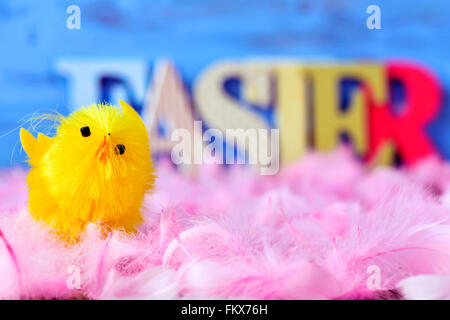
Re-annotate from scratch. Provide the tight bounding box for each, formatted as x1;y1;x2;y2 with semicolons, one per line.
2;147;450;299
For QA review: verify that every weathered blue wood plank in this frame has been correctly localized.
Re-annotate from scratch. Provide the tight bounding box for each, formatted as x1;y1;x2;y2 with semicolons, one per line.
0;0;450;167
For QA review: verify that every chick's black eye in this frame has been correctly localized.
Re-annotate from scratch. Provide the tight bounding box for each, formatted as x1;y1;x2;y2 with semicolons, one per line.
115;144;126;155
80;126;91;137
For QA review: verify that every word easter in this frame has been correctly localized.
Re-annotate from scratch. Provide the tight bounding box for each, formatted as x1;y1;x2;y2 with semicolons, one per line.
58;59;442;168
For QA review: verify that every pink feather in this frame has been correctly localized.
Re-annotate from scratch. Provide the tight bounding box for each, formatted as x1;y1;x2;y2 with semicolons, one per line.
2;148;450;299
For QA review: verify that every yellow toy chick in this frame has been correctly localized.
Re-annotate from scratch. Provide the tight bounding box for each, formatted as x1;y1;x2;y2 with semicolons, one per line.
20;101;155;241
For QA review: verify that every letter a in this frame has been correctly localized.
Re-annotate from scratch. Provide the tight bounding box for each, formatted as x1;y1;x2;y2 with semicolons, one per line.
366;5;381;30
66;5;81;30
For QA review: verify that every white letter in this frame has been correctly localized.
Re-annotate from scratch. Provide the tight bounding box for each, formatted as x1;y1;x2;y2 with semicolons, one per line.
66;265;81;290
203;128;224;164
225;129;258;165
66;5;81;30
193;121;204;165
171;128;192;165
366;265;381;290
366;5;381;30
259;129;280;175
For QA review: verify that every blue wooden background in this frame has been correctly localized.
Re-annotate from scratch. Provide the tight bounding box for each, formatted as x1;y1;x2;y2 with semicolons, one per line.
1;0;450;167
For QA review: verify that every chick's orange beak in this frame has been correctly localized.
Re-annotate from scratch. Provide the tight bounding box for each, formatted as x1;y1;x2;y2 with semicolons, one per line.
96;136;109;161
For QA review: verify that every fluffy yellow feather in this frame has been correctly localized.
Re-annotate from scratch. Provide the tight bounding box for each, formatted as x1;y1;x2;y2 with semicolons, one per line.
20;101;155;241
